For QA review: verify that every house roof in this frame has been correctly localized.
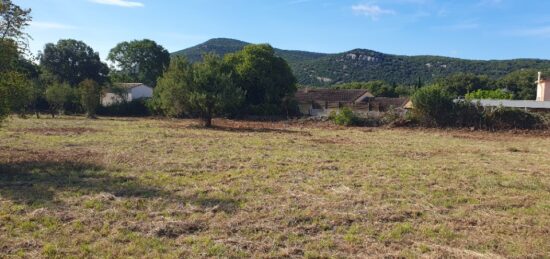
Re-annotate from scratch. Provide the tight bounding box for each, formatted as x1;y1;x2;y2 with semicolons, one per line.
364;97;410;108
295;89;374;103
114;83;148;90
471;99;550;109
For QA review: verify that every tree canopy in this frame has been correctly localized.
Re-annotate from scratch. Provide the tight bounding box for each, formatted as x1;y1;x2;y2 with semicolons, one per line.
108;39;170;87
79;79;101;118
40;39;109;86
154;55;244;126
435;73;493;98
0;0;32;52
333;80;399;97
225;44;297;115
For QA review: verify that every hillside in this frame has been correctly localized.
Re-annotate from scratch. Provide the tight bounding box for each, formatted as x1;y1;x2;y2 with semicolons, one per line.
171;38;327;64
172;38;550;86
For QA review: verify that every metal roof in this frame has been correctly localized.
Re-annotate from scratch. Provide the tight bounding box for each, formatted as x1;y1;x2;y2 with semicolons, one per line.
470;99;550;109
114;83;148;90
295;89;374;103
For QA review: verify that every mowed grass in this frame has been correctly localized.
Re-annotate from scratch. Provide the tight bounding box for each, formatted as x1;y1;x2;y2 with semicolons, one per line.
0;116;549;258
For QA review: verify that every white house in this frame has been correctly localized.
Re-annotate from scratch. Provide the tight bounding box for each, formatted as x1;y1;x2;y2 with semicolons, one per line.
101;83;153;106
537;72;550;102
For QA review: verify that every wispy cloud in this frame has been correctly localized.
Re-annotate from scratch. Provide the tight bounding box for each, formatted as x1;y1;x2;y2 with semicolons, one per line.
30;21;76;30
90;0;144;8
352;3;395;20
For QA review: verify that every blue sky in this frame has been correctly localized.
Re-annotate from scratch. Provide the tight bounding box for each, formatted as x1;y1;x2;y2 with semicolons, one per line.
16;0;550;61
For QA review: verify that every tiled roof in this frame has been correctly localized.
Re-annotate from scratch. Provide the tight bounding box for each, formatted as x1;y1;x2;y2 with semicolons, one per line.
294;89;373;103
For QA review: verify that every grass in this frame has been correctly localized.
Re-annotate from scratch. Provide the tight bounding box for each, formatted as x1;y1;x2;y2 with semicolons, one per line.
0;116;549;258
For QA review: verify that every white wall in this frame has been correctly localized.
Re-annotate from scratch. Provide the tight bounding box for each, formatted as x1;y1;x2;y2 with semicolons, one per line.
129;85;153;101
102;92;129;106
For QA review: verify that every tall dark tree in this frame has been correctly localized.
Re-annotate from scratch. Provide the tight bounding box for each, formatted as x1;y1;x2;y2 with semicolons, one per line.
225;44;297;115
0;0;32;52
40;39;109;86
108;39;170;87
0;38;17;72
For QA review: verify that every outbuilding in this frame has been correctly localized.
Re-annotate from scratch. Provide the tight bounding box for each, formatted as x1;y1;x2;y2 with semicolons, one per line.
101;83;153;106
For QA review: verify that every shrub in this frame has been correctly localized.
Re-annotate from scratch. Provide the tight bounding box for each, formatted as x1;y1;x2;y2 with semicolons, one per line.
97;99;151;117
45;82;73;117
79;79;102;118
411;85;455;127
329;107;361;126
483;107;543;130
466;89;513;100
454;101;484;128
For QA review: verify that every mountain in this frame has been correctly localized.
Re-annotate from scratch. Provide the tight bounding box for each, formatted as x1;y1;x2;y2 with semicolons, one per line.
172;38;550;86
171;38;327;64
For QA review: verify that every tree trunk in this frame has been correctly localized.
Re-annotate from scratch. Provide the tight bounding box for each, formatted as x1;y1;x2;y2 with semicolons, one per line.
202;115;212;128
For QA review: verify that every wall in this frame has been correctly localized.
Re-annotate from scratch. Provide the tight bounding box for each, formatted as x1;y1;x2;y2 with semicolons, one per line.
129;85;153;101
102;92;130;106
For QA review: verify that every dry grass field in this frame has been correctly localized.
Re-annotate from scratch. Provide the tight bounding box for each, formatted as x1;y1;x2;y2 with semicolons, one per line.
0;116;549;258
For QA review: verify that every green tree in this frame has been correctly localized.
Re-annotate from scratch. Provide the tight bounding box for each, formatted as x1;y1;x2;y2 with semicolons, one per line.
411;84;455;127
497;69;547;100
79;79;102;118
45;82;72;117
155;55;244;127
40;39;109;86
225;44;297;115
466;89;513;100
0;39;18;72
435;73;493;98
0;0;32;51
108;39;170;87
334;80;398;97
0;70;33;117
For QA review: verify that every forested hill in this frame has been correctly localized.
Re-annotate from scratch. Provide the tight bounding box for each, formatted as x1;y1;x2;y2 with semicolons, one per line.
172;38;550;86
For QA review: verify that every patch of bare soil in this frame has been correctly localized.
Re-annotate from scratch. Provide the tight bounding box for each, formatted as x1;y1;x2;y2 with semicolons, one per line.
16;127;103;136
0;146;102;164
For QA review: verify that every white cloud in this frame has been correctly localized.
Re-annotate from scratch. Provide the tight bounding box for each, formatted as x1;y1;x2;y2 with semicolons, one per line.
30;21;76;30
352;3;395;20
90;0;144;8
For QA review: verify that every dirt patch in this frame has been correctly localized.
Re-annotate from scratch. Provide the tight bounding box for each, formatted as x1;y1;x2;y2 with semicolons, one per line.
0;146;102;165
17;127;103;136
154;220;207;238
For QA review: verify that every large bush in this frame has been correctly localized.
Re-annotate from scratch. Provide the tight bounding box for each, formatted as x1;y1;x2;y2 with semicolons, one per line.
329;107;361;126
484;107;543;130
79;79;102;118
97;99;151;117
411;85;455;127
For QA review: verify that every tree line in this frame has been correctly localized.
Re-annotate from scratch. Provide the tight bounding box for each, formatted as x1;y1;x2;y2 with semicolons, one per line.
329;70;547;101
0;1;297;126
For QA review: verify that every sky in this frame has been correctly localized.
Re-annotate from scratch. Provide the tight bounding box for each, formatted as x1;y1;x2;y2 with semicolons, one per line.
15;0;550;61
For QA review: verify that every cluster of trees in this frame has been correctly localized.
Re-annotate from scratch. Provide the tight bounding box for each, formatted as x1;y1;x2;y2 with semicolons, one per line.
329;70;546;101
0;0;172;123
332;80;417;97
153;44;297;127
411;84;544;130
